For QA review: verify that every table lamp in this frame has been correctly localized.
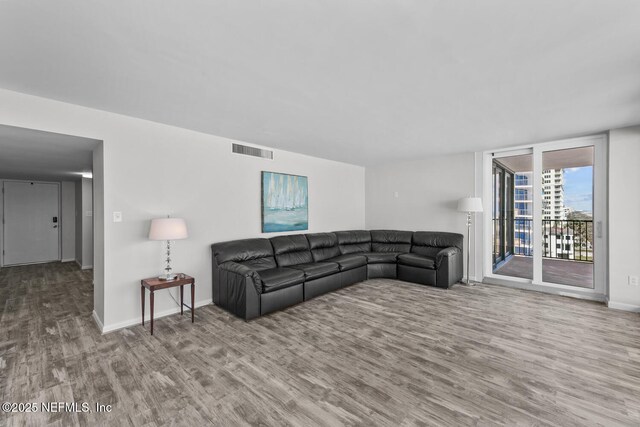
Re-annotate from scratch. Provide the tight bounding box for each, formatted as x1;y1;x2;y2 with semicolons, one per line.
148;217;188;280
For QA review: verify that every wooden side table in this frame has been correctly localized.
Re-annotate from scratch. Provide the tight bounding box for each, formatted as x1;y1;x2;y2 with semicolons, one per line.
140;274;195;335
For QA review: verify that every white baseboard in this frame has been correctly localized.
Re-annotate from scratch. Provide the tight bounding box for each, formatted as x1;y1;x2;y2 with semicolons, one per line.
61;258;75;263
100;299;213;334
607;301;640;312
75;259;93;270
92;310;104;332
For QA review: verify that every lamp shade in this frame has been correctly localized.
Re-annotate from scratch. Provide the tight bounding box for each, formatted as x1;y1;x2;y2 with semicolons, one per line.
148;218;188;240
457;197;483;213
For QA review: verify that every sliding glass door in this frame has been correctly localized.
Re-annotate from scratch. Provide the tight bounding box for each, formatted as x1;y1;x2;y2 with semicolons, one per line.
540;146;594;288
485;135;607;298
492;151;533;279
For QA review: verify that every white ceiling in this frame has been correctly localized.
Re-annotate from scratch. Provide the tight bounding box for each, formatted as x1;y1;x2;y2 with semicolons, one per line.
1;1;639;166
0;125;98;181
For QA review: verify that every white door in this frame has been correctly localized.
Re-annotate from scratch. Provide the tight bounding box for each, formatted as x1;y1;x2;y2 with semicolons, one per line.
3;181;60;266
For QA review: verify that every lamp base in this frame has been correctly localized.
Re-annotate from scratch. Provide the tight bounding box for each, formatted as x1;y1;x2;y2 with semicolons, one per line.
158;273;177;281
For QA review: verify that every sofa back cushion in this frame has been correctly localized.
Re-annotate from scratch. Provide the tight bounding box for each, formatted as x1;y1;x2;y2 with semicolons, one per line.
411;231;463;256
211;238;276;271
306;233;340;261
335;230;372;254
371;230;412;253
270;234;314;267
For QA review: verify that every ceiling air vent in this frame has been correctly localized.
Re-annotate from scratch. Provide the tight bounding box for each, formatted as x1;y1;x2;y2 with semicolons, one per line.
232;143;273;160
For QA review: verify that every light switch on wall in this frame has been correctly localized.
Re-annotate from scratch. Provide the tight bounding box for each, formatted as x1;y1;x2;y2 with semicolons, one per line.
113;212;122;223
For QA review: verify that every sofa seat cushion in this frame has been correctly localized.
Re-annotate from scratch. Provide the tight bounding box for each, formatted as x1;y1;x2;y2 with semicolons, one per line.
326;254;367;271
289;262;340;281
363;252;403;264
397;253;436;270
258;268;305;293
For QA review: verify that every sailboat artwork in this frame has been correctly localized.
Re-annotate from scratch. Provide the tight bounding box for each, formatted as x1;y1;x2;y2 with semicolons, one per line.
262;171;309;232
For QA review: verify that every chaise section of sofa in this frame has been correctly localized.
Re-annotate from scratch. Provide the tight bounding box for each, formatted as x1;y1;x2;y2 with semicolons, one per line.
211;229;464;320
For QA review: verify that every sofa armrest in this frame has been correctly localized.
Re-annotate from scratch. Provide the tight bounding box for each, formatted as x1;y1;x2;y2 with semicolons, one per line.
435;247;460;268
219;262;262;287
215;262;262;320
435;247;463;288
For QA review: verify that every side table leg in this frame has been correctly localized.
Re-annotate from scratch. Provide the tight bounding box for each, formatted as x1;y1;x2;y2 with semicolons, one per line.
191;281;195;323
180;285;184;316
141;285;145;326
150;290;155;335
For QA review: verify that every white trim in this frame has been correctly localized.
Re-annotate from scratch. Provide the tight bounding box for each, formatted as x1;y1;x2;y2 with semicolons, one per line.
474;152;484;282
484;276;607;303
92;310;104;332
100;299;213;334
532;146;543;284
75;259;92;269
61;258;75;263
607;301;640;312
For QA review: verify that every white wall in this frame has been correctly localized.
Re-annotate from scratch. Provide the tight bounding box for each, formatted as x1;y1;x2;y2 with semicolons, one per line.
81;178;93;268
74;178;94;269
608;126;640;311
75;180;82;265
0;88;365;331
365;152;477;278
60;181;75;261
93;143;104;323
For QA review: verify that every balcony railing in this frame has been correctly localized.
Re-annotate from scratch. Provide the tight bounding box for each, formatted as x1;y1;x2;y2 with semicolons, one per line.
507;219;593;262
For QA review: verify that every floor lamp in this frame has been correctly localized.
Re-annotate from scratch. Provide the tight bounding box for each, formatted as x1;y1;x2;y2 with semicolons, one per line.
457;197;483;285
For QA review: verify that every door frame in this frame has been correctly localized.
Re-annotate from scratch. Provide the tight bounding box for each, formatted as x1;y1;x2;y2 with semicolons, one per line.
1;179;62;267
482;134;608;302
491;160;516;270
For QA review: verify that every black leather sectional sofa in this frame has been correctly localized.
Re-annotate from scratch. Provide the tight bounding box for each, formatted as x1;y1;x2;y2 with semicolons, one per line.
211;230;463;320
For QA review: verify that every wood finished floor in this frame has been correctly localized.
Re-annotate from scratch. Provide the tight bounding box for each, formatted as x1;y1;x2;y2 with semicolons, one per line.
1;263;639;426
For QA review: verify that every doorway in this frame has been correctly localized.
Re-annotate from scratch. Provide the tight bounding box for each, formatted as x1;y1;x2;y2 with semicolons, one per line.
3;180;61;265
492;151;533;279
0;124;99;271
484;134;607;299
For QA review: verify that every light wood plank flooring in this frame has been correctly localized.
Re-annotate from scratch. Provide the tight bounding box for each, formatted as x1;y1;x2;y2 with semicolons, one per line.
1;262;639;426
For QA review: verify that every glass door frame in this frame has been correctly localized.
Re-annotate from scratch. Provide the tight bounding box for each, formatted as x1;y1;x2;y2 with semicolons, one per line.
482;134;608;301
492;161;515;270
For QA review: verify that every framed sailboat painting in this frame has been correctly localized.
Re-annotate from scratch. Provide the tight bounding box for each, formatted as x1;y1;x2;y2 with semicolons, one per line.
261;171;309;232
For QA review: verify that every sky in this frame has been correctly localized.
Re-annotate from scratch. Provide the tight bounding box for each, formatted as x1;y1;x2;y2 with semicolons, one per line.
563;166;593;213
